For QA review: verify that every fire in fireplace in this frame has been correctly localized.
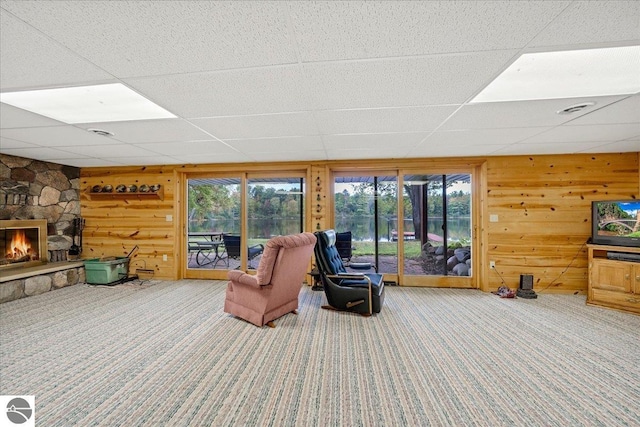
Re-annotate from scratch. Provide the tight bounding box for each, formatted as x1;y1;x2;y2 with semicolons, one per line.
0;219;48;269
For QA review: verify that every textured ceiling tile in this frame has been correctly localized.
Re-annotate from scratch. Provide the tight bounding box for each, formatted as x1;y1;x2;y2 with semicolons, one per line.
143;140;236;156
191;112;319;140
303;52;517;109
2;146;89;160
0;125;120;146
246;150;327;162
172;152;252;164
56;143;161;158
324;148;409;160
288;1;568;61
529;1;640;48
75;119;212;143
100;155;182;166
568;95;640;126
1;1;297;77
224;136;323;153
314;106;458;134
579;139;640;153
440;96;625;130
521;123;640;144
124;66;310;118
0;11;114;90
322;133;428;150
59;158;127;167
494;141;608;156
0;137;37;149
422;128;551;147
0;103;66;129
409;142;509;158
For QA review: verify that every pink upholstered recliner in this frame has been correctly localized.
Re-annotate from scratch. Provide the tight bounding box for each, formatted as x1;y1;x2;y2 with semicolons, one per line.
224;232;317;327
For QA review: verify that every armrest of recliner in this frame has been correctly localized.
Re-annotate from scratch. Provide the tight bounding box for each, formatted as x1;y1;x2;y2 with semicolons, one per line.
326;273;373;314
228;270;261;288
328;273;371;283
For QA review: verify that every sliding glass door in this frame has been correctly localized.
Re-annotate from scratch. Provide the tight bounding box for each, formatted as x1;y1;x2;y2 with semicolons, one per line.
332;170;474;287
402;173;473;287
333;173;398;278
184;173;306;279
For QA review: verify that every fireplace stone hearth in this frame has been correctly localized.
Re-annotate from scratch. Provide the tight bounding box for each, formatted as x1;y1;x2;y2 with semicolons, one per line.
1;261;85;303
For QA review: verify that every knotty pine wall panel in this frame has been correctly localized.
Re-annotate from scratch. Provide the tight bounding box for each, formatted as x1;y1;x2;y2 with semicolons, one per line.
485;153;638;293
81;166;177;280
78;153;638;288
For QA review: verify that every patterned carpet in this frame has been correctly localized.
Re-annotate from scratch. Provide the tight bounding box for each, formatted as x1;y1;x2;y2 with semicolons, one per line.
1;280;639;426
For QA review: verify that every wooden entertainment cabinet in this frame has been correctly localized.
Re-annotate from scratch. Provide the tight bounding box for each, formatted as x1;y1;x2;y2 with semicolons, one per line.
587;244;640;315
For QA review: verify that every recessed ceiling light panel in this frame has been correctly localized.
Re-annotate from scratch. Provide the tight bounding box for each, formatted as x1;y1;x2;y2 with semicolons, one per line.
471;46;640;103
0;83;176;123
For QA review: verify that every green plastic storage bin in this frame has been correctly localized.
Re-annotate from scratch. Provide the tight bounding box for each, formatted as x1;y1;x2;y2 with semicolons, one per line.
84;257;129;284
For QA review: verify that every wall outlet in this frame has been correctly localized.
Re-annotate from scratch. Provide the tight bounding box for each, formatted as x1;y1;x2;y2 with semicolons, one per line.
490;261;496;269
162;254;168;262
489;214;499;222
165;214;173;222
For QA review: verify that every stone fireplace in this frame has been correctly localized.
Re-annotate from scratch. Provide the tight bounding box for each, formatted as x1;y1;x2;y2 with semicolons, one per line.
1;219;48;270
1;154;85;303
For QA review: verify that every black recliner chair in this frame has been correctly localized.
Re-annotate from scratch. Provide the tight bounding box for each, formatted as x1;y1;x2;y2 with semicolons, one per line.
314;229;384;315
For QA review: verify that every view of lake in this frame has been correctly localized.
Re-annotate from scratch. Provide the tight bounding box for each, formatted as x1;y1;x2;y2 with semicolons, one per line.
190;217;471;243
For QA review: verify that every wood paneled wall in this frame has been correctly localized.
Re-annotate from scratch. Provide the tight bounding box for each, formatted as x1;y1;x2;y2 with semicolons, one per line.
485;153;638;293
80;152;639;291
81;166;178;279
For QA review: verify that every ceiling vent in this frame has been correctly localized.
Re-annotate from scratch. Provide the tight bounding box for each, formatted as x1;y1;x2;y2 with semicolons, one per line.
556;102;596;115
87;128;115;137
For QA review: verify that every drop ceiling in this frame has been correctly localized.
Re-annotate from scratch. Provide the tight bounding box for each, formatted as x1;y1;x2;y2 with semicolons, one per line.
0;1;638;168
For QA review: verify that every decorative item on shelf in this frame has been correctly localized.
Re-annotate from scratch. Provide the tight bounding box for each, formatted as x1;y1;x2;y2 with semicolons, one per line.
87;183;163;200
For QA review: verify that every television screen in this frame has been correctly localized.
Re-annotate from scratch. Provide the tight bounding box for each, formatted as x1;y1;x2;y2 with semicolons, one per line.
592;200;640;247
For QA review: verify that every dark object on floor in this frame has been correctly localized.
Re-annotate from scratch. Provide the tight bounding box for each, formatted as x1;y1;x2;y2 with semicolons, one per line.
493;286;516;298
517;288;538;299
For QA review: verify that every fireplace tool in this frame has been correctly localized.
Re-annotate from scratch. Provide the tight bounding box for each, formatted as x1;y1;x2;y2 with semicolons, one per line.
69;217;85;257
69;218;80;257
78;217;85;253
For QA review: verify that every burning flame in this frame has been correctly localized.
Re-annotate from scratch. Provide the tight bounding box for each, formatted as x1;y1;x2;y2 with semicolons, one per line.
7;230;36;260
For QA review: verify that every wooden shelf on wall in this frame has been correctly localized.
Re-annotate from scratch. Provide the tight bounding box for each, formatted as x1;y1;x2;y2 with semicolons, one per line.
86;186;164;201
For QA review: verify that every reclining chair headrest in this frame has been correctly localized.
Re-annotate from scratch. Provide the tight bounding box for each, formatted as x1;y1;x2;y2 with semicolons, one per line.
320;229;337;247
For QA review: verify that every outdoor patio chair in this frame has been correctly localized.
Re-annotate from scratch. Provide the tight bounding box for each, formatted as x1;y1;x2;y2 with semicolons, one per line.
314;229;384;315
335;231;353;263
221;234;264;268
